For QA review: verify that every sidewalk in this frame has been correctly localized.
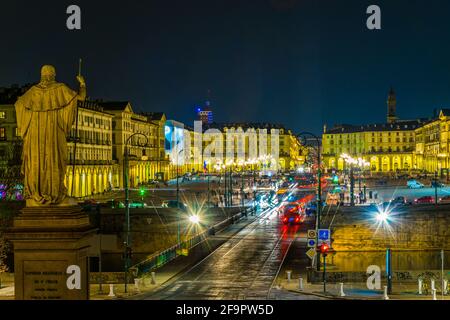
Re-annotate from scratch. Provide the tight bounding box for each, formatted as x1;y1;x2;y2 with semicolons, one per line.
275;277;450;300
89;211;261;300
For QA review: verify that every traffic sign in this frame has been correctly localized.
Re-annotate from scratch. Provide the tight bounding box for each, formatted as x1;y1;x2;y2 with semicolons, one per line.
306;248;317;260
318;229;330;241
318;239;331;247
307;239;316;248
307;230;317;239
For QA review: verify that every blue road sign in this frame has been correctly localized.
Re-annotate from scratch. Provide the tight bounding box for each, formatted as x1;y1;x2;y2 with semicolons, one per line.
318;229;330;241
307;239;316;248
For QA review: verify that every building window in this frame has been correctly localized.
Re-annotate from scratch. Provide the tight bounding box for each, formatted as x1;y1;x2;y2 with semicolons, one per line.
0;111;5;119
0;127;6;140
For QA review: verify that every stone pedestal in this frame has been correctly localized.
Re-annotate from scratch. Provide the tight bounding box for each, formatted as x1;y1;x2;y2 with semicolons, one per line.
7;206;96;300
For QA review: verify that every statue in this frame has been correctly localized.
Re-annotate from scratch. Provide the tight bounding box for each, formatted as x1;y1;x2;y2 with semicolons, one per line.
15;65;86;206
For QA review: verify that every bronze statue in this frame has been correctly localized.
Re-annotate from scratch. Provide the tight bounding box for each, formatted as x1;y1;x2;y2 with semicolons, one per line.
15;65;86;206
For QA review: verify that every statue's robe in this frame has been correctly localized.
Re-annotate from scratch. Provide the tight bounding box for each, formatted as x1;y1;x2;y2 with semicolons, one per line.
15;83;78;205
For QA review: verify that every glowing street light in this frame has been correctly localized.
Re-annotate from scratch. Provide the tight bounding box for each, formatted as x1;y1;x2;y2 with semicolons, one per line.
189;215;200;224
376;210;389;222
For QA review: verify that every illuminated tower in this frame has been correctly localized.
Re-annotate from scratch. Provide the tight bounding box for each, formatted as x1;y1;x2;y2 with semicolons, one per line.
197;90;213;125
387;87;397;123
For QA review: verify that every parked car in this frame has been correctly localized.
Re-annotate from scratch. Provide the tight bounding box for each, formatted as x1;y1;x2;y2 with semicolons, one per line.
439;195;450;204
390;196;407;205
407;179;424;189
414;196;434;204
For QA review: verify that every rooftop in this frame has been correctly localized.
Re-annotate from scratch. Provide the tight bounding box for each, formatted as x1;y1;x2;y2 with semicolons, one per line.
204;122;288;131
97;101;130;111
326;119;429;134
0;84;35;104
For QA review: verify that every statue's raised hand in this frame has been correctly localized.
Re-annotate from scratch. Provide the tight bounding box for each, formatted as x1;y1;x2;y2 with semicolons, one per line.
77;75;86;87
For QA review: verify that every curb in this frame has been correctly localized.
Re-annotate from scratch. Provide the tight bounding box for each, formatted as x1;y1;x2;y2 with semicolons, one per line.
285;288;370;300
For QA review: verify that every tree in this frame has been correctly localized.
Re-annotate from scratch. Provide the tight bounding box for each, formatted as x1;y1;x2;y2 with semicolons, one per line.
0;139;23;201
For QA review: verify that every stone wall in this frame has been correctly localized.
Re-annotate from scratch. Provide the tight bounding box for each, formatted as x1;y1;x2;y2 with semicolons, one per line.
327;205;450;251
90;207;243;271
307;269;450;283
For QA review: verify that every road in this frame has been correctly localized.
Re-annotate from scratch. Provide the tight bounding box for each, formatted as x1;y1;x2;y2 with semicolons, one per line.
142;187;320;300
369;185;450;202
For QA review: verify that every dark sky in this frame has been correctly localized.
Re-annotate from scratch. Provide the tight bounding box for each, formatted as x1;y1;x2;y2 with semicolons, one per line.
1;0;450;134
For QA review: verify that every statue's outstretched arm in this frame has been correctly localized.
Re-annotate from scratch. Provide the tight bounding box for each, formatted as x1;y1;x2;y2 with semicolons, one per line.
77;75;86;100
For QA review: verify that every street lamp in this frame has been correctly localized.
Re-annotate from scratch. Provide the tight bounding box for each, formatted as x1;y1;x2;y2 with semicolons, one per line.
189;214;200;224
173;148;184;243
124;132;149;294
297;132;322;271
340;154;369;206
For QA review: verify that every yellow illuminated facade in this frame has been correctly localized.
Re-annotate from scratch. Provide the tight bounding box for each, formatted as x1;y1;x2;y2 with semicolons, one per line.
322;89;450;175
66;101;116;198
99;101;170;188
200;123;303;172
415;109;450;173
322;122;419;173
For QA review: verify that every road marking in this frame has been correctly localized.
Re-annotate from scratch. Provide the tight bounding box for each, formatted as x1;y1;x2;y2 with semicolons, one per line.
198;285;210;293
167;283;183;293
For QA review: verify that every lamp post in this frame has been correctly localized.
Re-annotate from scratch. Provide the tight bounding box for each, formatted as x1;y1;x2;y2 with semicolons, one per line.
434;171;438;205
175;148;184;243
253;169;257;214
297;132;322;271
241;169;244;208
340;154;369;206
124;132;149;294
207;174;211;207
350;164;355;206
229;164;233;206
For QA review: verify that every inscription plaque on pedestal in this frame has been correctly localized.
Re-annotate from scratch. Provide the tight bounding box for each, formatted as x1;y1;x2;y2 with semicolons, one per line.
24;261;66;300
7;207;95;300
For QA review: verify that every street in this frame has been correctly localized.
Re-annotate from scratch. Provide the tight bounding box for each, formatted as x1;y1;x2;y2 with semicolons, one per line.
141;187;318;300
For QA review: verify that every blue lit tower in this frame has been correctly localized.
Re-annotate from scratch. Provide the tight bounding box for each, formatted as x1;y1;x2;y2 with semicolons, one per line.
197;90;213;124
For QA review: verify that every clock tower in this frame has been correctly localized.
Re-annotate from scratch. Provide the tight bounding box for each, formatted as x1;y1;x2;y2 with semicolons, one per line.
387;87;398;123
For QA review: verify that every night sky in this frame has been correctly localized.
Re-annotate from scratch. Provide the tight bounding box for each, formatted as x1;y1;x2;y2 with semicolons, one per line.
1;0;450;134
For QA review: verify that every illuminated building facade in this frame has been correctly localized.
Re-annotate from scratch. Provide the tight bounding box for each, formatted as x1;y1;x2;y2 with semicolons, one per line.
201;123;304;172
415;109;450;174
322;121;421;173
65;101;116;198
322;88;450;175
99;101;170;188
